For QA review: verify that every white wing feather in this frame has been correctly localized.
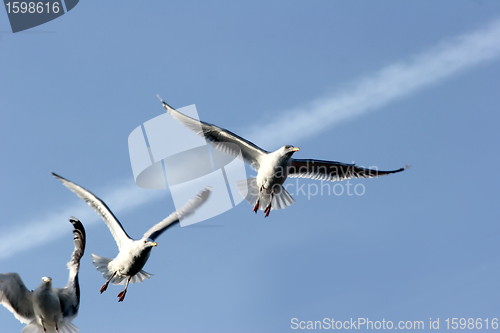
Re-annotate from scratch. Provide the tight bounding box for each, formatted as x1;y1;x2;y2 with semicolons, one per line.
143;187;211;241
158;96;268;170
52;172;132;250
0;273;34;324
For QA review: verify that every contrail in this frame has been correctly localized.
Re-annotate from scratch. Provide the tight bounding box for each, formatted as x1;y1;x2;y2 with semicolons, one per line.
2;19;500;260
245;19;500;144
0;182;165;260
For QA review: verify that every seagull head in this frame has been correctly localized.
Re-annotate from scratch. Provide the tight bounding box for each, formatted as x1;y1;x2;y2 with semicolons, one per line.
128;239;158;258
39;277;53;289
282;145;300;157
142;239;158;249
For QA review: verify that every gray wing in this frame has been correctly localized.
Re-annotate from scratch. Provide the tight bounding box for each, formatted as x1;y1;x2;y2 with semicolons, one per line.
52;172;132;250
57;217;86;320
143;187;211;241
158;96;268;170
289;159;409;182
0;273;34;324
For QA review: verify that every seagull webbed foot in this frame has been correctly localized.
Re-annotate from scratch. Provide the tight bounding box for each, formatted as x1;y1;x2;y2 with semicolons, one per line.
117;289;127;302
100;281;109;294
117;276;132;302
264;205;271;217
100;271;116;294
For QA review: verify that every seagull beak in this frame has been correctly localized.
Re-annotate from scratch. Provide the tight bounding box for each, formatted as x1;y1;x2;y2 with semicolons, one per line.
292;147;300;152
42;277;51;283
151;242;158;247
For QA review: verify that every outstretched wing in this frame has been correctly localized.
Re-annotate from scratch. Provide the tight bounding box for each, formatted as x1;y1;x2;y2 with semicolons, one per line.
143;187;211;241
289;159;409;182
158;96;268;170
0;273;34;324
57;217;86;320
52;172;132;250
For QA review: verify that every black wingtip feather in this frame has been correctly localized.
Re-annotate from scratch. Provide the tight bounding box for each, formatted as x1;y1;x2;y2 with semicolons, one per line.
157;95;176;111
51;171;64;180
68;217;86;258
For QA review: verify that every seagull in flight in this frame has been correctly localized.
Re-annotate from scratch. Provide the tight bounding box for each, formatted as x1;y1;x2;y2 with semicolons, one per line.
158;96;409;217
52;172;210;302
0;218;86;333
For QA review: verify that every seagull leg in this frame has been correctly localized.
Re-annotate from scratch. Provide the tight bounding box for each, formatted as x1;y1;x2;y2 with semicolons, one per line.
100;271;116;294
40;317;47;332
117;276;131;302
253;198;260;213
264;191;274;217
253;186;263;213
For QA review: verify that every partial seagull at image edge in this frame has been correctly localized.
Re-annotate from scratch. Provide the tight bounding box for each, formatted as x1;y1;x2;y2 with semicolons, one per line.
0;218;86;333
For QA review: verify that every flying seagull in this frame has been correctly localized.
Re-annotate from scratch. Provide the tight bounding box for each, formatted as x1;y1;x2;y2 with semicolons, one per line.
158;96;409;217
0;218;86;333
52;172;211;302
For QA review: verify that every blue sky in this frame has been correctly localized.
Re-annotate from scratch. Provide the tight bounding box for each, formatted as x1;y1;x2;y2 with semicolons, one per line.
1;1;500;332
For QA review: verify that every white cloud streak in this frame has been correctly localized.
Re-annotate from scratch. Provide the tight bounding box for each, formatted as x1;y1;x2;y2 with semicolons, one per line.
0;182;165;260
246;19;500;144
2;19;500;261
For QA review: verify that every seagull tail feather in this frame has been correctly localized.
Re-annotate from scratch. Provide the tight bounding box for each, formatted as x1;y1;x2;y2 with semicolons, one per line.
91;254;116;280
91;254;152;286
21;322;41;333
21;321;78;333
268;184;295;210
236;179;295;210
130;270;152;284
56;321;79;333
271;185;296;210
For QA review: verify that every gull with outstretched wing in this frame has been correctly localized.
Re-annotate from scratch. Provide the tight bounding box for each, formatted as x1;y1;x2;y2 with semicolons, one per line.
158;96;408;217
52;172;210;302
